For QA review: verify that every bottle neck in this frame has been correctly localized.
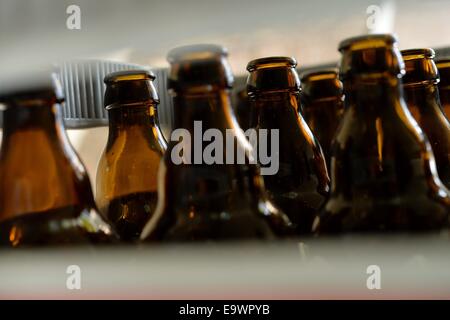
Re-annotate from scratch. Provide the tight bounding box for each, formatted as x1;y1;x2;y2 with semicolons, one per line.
251;90;299;107
1;101;79;162
302;97;344;159
344;76;404;116
108;103;158;127
403;82;442;117
249;91;305;135
172;89;237;132
2;102;61;139
106;103;165;148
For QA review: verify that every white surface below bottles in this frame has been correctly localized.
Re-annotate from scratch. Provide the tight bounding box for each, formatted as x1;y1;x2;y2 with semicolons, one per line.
0;236;449;299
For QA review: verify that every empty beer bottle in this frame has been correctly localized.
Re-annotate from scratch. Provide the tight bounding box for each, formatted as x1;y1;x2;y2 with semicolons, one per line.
140;45;293;241
96;70;167;241
0;71;116;246
313;34;450;234
246;57;330;235
301;69;344;166
436;59;450;120
402;49;450;188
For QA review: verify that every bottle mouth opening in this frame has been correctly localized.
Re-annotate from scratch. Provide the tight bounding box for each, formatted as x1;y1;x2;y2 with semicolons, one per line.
246;56;297;72
339;34;398;52
401;48;435;61
104;70;155;84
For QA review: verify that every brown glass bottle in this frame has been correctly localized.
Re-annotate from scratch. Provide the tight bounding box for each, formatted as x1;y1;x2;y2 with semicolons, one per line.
436;59;450;120
301;69;344;166
246;57;330;235
0;72;116;247
96;70;166;241
401;49;450;188
140;45;293;241
233;87;251;131
313;35;450;234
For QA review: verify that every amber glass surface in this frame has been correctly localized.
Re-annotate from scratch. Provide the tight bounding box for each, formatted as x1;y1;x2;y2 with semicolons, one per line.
314;35;450;234
301;69;344;166
0;78;116;247
141;45;293;242
96;70;166;241
436;59;450;120
246;57;330;235
402;49;450;188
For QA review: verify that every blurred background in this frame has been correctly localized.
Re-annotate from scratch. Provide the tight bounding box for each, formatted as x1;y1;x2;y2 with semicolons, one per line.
1;0;450;74
1;0;450;187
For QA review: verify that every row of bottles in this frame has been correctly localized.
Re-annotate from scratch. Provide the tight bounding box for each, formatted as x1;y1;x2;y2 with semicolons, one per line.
1;34;450;247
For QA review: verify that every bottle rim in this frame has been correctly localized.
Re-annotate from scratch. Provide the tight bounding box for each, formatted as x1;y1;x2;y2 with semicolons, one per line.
167;44;228;63
401;48;439;86
167;44;233;91
300;68;339;82
246;56;297;72
436;59;450;69
300;68;343;101
401;48;435;61
103;70;159;109
104;70;155;84
338;33;398;52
